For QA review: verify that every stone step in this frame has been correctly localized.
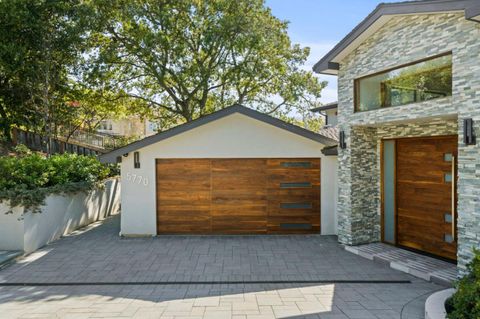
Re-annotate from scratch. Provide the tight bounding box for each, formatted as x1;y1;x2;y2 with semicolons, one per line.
345;243;457;286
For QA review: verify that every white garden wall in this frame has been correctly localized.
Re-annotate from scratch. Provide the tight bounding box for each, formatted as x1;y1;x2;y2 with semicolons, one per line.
0;178;120;253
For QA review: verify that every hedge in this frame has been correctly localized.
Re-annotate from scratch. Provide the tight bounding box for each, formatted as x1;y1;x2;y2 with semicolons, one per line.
0;149;118;212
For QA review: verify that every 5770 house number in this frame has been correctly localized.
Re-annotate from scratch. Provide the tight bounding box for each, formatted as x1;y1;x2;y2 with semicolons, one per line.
126;173;149;186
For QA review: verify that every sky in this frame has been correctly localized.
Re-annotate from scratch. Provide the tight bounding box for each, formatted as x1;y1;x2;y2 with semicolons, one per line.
265;0;399;103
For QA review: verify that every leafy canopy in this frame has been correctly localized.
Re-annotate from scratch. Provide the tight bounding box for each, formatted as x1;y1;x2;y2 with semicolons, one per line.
92;0;326;129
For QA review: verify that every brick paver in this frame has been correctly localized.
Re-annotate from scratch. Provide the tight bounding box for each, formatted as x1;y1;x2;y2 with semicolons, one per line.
0;216;442;318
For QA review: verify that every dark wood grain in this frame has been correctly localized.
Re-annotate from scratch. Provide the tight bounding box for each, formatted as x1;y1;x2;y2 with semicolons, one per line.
396;136;457;260
156;158;321;235
156;159;212;234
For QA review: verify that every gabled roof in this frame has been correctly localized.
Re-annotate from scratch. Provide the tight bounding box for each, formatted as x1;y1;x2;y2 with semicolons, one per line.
310;102;338;113
318;126;339;142
313;0;480;75
99;104;337;163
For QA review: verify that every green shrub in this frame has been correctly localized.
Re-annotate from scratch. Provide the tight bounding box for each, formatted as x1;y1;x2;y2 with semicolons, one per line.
0;153;117;211
447;249;480;319
12;143;32;157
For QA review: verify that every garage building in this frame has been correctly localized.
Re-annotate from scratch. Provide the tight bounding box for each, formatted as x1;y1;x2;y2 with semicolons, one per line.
100;104;338;236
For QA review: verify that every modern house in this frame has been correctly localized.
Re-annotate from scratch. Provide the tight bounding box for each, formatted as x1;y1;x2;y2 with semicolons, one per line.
100;104;338;236
313;0;480;272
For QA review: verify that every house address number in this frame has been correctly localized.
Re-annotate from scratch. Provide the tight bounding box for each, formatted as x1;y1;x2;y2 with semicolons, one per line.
126;173;149;186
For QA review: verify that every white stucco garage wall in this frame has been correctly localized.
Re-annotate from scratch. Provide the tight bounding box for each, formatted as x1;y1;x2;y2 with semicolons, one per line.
120;113;337;236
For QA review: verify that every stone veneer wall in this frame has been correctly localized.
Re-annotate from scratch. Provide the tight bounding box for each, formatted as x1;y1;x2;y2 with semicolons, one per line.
336;12;480;273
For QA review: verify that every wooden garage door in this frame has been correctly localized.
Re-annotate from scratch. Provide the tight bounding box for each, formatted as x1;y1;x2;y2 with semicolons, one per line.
156;158;320;234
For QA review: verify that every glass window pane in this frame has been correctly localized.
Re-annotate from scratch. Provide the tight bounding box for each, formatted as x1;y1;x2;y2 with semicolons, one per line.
444;173;452;182
280;162;312;168
444;153;453;162
383;140;396;244
280;182;311;188
280;223;312;230
280;203;313;209
355;54;452;112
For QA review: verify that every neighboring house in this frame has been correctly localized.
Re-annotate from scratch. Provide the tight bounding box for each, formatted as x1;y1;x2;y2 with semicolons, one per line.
97;117;158;138
313;0;480;273
100;104;338;236
311;102;340;143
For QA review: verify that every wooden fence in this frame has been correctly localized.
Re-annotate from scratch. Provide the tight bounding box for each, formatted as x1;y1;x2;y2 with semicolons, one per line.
12;128;108;156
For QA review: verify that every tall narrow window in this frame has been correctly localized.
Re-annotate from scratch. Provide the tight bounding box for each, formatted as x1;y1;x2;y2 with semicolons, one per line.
134;151;140;169
355;53;452;112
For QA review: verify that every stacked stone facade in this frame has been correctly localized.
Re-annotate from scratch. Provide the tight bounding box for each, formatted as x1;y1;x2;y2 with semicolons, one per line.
337;13;480;273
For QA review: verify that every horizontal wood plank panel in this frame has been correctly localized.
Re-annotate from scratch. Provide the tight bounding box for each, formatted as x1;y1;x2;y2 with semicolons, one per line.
396;136;457;260
156;159;212;234
211;159;267;234
156;158;320;235
266;158;320;234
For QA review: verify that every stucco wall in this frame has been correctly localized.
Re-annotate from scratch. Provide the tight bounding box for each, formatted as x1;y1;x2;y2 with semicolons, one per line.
0;178;120;253
336;13;480;272
120;113;337;236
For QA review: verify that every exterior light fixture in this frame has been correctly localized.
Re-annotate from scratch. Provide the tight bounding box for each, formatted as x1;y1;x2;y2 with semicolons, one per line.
134;151;140;168
116;156;122;163
339;130;347;149
464;118;476;145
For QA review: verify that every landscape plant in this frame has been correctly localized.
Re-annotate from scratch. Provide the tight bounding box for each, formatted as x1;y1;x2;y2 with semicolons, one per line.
446;249;480;319
0;150;117;212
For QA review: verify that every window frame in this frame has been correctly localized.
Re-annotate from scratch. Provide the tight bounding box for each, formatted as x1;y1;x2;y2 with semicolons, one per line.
353;52;453;113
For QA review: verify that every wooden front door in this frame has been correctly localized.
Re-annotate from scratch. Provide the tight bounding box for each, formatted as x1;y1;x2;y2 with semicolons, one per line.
396;136;457;260
156;158;320;234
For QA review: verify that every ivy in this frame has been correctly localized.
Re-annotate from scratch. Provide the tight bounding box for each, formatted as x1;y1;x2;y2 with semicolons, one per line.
0;152;117;213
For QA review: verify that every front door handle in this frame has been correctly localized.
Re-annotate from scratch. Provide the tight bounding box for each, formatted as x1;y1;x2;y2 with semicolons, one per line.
451;155;456;242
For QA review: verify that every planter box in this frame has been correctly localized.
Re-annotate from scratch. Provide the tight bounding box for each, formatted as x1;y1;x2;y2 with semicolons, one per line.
0;178;120;253
425;288;455;319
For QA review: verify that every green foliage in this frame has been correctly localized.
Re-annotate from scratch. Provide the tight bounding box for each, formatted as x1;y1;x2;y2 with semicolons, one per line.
447;249;480;319
0;153;116;212
12;143;32;157
91;0;326;129
104;135;141;150
0;0;94;141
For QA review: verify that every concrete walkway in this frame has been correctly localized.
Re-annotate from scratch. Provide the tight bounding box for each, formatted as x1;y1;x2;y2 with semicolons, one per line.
0;215;443;319
0;251;22;269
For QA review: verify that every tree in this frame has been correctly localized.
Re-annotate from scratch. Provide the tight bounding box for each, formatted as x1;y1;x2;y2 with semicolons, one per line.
0;0;43;141
92;0;326;129
0;1;142;152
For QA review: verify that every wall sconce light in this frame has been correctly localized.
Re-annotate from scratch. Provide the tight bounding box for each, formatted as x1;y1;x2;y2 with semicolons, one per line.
134;151;140;168
339;130;347;149
122;153;129;157
464;118;476;145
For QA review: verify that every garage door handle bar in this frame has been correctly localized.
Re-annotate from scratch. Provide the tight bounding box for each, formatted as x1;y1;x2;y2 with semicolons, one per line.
452;155;455;242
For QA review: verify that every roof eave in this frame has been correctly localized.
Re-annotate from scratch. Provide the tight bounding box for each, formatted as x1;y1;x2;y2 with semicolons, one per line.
466;4;480;22
321;145;338;156
310;102;338;113
99;104;337;163
313;0;478;75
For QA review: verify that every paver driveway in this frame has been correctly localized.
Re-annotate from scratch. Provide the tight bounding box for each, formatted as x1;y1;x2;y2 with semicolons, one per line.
0;215;443;319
